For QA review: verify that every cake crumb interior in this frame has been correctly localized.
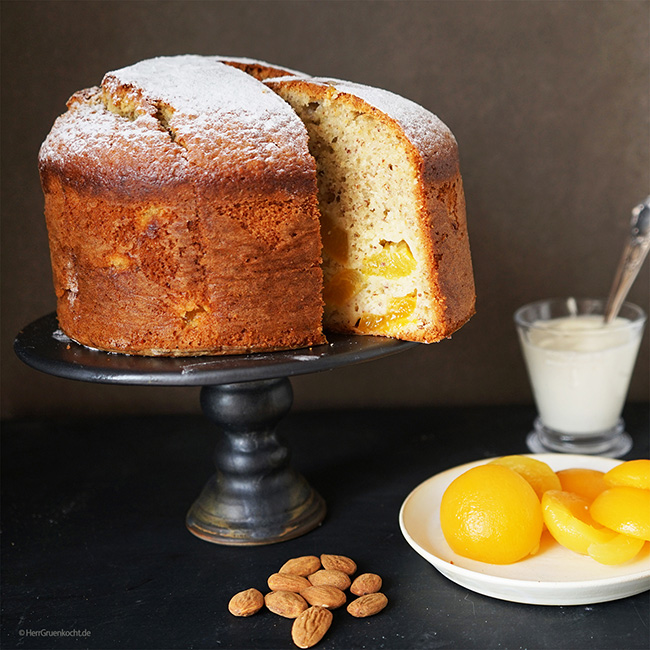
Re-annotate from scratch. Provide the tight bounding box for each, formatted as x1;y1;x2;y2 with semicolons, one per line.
276;89;429;335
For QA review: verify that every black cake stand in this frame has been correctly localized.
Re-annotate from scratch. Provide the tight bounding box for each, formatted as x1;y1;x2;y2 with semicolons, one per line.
14;313;417;546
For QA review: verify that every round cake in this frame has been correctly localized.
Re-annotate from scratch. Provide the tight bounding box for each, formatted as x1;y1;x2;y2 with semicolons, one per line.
39;55;475;356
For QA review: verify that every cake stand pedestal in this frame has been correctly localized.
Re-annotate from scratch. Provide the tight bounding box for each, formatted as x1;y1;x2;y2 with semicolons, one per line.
14;313;416;546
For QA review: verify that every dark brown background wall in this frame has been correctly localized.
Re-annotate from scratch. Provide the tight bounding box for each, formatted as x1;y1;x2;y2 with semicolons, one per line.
2;0;648;419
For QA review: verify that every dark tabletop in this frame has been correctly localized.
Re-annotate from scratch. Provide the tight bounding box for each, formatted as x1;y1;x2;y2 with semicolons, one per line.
2;403;648;650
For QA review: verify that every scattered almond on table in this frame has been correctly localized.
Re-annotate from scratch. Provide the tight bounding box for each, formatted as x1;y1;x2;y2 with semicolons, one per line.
227;588;264;617
268;572;312;593
350;572;382;596
301;584;347;609
264;590;309;618
308;568;351;591
291;606;333;649
347;592;388;618
280;555;322;576
228;553;388;648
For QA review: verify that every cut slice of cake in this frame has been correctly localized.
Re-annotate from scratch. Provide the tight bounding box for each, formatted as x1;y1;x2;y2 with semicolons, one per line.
265;76;476;342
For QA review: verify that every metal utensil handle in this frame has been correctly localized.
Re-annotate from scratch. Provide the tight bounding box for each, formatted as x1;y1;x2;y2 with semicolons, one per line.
604;196;650;323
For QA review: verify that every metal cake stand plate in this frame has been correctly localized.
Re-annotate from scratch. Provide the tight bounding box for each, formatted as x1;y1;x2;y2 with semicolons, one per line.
15;313;417;546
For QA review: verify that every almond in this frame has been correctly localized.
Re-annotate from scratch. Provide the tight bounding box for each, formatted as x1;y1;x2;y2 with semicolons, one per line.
265;590;309;618
291;606;333;648
228;588;264;617
301;584;346;609
347;592;388;618
350;572;382;596
320;554;357;575
308;569;351;591
268;573;311;593
280;555;321;576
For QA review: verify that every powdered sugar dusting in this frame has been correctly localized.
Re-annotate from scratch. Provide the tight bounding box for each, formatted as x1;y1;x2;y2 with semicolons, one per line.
39;56;314;190
104;56;306;141
39;90;195;193
307;77;456;152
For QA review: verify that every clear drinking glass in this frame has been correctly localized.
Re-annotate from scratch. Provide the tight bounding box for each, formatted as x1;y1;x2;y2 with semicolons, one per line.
514;298;646;456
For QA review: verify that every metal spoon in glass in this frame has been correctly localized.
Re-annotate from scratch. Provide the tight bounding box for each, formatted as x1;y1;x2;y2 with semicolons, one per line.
604;196;650;323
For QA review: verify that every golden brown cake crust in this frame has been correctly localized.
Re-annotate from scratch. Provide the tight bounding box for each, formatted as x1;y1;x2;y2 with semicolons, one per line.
39;56;326;356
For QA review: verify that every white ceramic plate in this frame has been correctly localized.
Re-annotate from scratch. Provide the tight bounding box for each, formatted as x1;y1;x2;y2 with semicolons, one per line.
399;454;650;605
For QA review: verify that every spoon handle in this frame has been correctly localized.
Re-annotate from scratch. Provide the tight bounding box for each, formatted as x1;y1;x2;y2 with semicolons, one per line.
604;196;650;323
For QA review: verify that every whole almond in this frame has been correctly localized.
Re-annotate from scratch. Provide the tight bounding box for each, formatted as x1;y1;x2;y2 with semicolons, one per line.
350;573;382;596
264;590;309;618
280;556;321;576
308;569;351;591
268;573;311;593
301;584;346;609
347;592;388;618
291;606;333;649
228;588;264;617
320;554;357;575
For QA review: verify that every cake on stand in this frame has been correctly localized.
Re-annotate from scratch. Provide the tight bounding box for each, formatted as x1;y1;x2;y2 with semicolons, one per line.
15;313;417;546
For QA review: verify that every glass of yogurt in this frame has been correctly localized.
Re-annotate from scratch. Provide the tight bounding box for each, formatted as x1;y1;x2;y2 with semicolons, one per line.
514;297;646;456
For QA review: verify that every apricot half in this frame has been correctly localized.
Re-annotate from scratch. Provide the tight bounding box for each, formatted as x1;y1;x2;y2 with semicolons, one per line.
542;490;616;555
489;455;561;500
590;486;650;541
604;459;650;490
587;533;645;565
440;464;543;565
556;468;608;502
543;489;646;564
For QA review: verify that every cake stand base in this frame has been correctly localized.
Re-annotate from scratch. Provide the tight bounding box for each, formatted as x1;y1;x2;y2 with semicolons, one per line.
15;313;416;545
186;379;326;545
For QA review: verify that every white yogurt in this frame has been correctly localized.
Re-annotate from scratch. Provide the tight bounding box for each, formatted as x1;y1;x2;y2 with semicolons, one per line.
519;314;643;434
